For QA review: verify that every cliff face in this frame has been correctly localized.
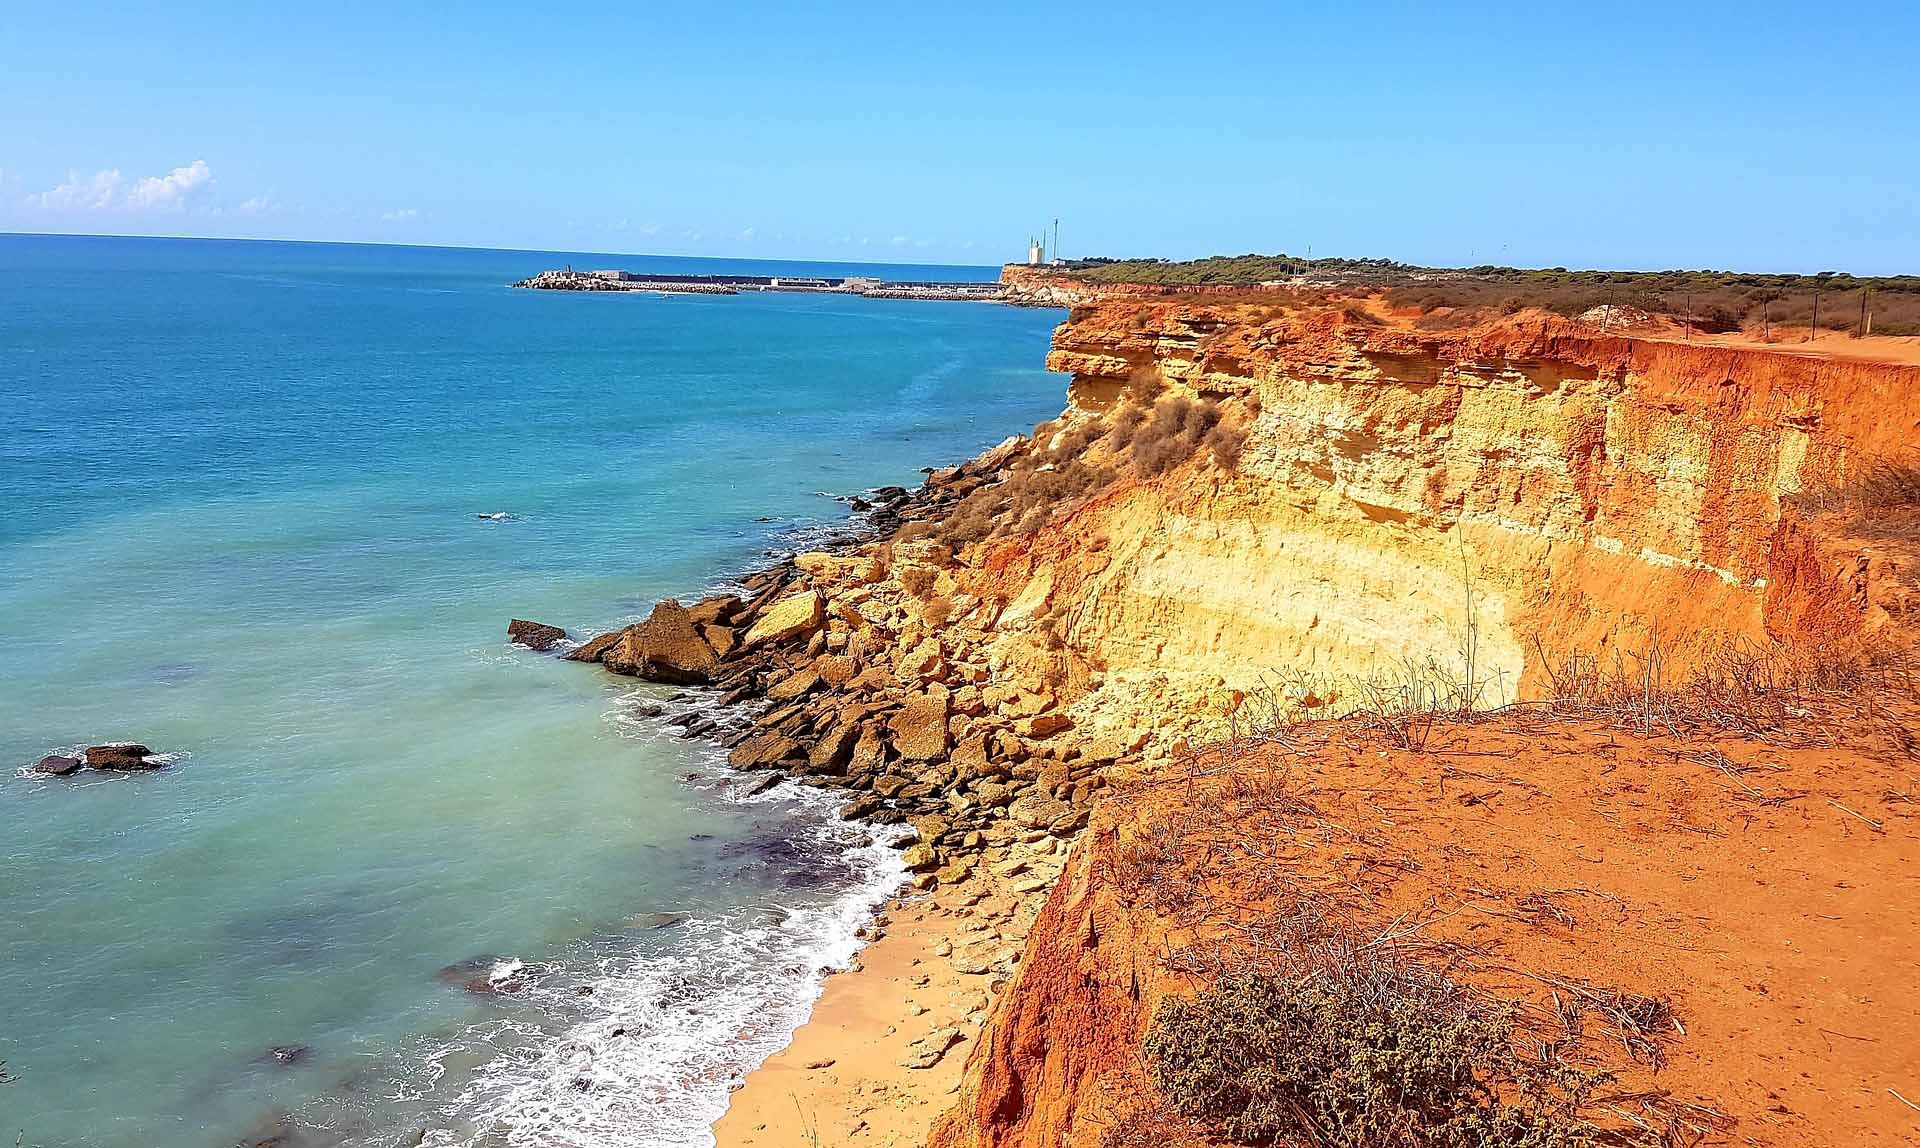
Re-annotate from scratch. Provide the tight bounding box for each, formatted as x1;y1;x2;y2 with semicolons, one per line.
922;298;1920;1148
974;301;1918;724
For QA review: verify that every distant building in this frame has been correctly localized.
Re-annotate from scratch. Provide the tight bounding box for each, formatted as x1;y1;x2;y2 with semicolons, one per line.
1027;240;1046;266
587;269;630;281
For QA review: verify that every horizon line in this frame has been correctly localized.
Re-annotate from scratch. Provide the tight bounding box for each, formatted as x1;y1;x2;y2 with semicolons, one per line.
0;229;1009;271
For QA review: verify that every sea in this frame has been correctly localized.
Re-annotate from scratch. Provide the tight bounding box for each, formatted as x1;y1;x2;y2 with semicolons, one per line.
0;234;1065;1147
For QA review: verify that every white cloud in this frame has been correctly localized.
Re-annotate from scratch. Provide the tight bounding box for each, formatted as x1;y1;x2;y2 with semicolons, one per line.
237;194;279;216
889;235;909;247
380;208;419;223
27;159;214;214
737;226;756;242
638;221;661;236
126;160;212;211
31;169;124;211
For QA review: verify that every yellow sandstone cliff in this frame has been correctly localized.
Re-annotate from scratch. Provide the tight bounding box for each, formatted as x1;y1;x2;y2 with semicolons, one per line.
966;300;1917;751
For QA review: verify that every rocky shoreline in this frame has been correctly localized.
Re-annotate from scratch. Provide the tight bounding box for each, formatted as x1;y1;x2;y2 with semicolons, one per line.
546;432;1130;896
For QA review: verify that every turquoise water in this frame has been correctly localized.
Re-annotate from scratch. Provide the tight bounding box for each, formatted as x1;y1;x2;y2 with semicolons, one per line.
0;235;1065;1147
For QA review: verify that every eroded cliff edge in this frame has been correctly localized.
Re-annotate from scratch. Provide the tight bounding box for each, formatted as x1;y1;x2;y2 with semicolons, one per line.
572;296;1916;1146
914;300;1920;1148
1033;300;1914;705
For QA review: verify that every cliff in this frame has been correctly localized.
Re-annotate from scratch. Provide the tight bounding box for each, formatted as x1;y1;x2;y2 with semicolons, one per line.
640;293;1918;1147
984;301;1918;722
910;298;1920;1147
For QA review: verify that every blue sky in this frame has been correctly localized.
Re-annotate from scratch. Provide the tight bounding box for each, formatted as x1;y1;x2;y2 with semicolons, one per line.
2;1;1915;273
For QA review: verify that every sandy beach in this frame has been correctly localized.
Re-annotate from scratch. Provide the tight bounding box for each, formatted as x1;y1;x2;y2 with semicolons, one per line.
712;837;1065;1147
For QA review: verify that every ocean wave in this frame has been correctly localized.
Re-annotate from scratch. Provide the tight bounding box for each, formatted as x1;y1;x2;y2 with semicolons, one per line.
423;814;901;1147
296;709;905;1147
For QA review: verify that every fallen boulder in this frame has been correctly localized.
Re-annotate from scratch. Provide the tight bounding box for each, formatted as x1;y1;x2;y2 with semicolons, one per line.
685;595;744;627
85;744;161;771
744;590;825;648
603;600;720;684
562;630;623;664
729;731;802;769
888;686;951;761
507;619;567;651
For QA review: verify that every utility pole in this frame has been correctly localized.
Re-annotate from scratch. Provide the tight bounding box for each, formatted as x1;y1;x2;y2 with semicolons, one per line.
1809;286;1819;342
1858;289;1869;338
1685;293;1693;341
1052;218;1060;264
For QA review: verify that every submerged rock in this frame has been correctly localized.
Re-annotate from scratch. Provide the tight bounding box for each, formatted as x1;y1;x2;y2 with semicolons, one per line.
85;744;161;770
261;1044;312;1067
507;619;567;651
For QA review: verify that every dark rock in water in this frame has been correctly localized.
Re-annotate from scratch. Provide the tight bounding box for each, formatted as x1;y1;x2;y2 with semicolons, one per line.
234;1109;315;1148
435;955;502;984
629;704;665;719
33;754;84;776
742;773;783;797
633;911;689;930
507;619;567;652
85;743;160;770
262;1045;312;1067
850;497;873;512
563;630;623;664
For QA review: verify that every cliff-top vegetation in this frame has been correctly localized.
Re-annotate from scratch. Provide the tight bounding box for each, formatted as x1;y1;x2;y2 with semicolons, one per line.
1061;254;1920;335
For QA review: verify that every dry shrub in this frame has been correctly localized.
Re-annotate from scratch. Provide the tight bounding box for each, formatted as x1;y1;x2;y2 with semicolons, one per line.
1144;924;1616;1148
898;565;936;599
926;383;1252;547
1205;420;1248;470
921;594;954;627
1791;451;1920;543
1129;396;1223;478
1126;374;1168;405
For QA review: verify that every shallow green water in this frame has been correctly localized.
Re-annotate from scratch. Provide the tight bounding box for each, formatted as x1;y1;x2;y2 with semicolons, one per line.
0;234;1065;1146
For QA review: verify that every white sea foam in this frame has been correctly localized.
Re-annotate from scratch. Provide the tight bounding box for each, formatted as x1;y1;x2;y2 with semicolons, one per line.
412;799;902;1146
315;708;907;1147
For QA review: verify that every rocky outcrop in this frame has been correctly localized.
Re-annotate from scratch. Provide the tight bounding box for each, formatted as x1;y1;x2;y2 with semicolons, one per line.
583;599;724;684
506;619;567;651
33;754;83;776
85;744;161;770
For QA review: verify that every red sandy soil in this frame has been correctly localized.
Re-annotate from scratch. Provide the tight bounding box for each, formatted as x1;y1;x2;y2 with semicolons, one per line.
935;703;1920;1147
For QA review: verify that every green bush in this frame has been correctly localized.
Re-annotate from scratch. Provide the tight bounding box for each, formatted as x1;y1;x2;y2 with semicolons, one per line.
1143;969;1609;1147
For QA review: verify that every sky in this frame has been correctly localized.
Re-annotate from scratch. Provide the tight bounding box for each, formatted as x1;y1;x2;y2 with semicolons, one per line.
2;1;1916;274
